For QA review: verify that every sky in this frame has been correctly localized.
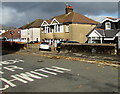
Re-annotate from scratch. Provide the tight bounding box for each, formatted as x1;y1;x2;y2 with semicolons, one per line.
0;2;119;28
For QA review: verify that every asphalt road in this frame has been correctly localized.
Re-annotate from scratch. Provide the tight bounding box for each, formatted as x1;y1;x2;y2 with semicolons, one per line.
0;53;119;92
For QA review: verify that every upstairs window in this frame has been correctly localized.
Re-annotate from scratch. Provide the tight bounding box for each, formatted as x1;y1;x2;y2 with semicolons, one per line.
105;22;111;30
66;25;69;32
58;25;60;32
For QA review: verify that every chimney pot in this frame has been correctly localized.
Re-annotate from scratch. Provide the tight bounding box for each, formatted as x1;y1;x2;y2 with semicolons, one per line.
65;5;73;14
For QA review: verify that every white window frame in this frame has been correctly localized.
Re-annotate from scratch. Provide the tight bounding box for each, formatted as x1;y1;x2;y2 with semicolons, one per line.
105;22;111;30
66;25;69;32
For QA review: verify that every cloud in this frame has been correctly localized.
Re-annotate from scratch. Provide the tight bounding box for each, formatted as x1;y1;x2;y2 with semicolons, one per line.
85;15;118;22
1;2;118;27
1;6;26;27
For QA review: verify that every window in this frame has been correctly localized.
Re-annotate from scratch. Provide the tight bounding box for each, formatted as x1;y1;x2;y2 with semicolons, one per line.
58;25;60;32
105;22;111;30
41;27;45;33
66;25;69;32
18;31;20;33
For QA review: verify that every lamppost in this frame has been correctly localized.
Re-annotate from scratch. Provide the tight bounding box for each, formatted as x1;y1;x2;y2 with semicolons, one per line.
10;31;14;47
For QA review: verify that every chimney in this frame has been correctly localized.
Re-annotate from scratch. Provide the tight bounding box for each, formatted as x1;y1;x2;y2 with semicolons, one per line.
65;5;73;14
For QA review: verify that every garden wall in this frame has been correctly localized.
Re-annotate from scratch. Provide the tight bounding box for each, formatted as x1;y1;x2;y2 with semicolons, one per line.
61;43;117;55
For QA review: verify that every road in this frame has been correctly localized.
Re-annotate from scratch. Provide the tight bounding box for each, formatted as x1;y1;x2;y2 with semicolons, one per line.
0;52;119;93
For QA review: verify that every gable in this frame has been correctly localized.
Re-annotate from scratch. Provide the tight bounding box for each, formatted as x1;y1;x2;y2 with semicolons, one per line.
50;18;60;25
41;20;48;26
88;30;102;37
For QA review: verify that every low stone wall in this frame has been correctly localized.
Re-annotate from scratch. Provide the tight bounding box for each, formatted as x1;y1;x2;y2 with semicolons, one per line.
27;44;40;49
61;43;117;55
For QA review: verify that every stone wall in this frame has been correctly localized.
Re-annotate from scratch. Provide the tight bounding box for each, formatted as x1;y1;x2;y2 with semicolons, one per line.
27;44;39;49
61;43;117;55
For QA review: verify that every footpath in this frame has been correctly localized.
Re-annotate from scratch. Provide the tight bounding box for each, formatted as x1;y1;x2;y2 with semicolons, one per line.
16;49;120;68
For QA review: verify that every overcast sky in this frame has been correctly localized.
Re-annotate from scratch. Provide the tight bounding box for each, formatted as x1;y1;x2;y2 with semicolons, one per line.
1;2;119;28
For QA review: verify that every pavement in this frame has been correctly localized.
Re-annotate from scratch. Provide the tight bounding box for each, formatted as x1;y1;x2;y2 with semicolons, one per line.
1;48;120;68
15;49;120;67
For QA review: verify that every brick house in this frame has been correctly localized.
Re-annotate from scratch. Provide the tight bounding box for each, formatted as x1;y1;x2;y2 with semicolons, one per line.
0;29;22;42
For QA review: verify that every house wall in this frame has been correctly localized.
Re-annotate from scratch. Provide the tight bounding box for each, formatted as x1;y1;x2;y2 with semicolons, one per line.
21;29;28;38
40;24;96;43
21;29;29;42
40;25;70;40
32;28;40;42
69;24;96;43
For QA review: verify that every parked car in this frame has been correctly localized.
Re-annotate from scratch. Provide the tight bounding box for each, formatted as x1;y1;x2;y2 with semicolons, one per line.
39;42;51;51
65;41;79;43
28;41;38;44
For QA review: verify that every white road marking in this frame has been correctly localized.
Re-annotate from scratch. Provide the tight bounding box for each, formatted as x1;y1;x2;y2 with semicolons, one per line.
30;71;48;78
0;67;4;74
52;66;71;71
25;72;42;79
35;68;57;75
11;75;28;83
0;65;71;91
45;68;64;73
0;71;4;74
0;59;24;65
4;66;23;72
0;78;16;87
15;72;42;82
0;85;9;91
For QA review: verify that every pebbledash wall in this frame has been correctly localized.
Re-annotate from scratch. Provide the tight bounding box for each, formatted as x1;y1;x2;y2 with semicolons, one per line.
61;43;118;55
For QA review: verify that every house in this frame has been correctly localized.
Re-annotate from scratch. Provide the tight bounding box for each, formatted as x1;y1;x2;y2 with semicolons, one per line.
0;25;8;36
87;17;120;44
0;29;22;42
19;19;43;42
40;5;99;46
0;30;6;35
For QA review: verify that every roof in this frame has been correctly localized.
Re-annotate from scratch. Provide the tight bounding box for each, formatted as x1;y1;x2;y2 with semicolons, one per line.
106;17;120;20
50;12;99;25
100;17;120;23
46;20;52;24
27;19;43;28
97;29;120;38
19;24;30;29
87;28;120;38
19;19;43;29
1;29;21;38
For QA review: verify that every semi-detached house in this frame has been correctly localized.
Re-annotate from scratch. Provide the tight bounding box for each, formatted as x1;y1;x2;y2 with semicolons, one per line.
19;19;43;42
40;5;99;45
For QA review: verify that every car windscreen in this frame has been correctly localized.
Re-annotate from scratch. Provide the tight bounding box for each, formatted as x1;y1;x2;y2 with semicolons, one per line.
41;42;49;45
66;41;79;43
